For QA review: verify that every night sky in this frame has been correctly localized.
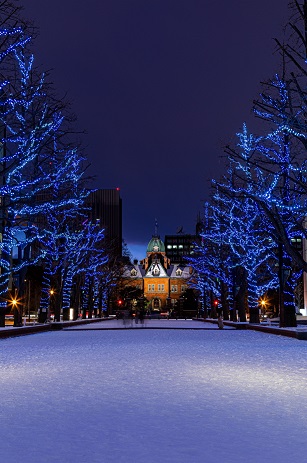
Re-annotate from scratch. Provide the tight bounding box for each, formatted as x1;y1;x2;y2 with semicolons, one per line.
23;1;289;260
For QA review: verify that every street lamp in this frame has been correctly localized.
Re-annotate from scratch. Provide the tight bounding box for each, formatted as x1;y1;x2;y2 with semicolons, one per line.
260;299;266;320
9;291;22;327
49;289;55;321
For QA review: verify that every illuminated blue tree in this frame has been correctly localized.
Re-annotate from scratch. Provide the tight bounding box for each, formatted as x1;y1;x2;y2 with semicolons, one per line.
187;248;212;319
219;125;280;322
187;201;233;320
37;148;89;322
0;3;110;327
206;2;307;327
0;1;33;64
0;18;91;325
58;222;107;321
97;243;127;315
191;124;287;324
250;2;307;277
220;120;305;326
0;5;34;326
0;45;69;324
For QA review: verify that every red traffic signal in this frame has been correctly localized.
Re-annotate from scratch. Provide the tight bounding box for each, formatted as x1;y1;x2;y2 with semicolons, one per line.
214;300;218;306
117;299;123;306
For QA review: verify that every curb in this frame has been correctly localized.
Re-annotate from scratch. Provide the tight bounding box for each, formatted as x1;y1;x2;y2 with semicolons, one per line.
193;318;307;340
0;318;111;339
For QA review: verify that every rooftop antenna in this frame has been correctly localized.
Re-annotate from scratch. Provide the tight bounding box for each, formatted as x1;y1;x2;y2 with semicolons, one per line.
154;218;158;237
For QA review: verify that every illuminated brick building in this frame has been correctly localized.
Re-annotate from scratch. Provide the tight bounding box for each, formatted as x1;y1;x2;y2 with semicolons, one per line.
122;234;192;312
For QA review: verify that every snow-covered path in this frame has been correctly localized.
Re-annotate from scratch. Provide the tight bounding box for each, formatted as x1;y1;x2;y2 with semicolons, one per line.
64;318;234;330
0;329;307;463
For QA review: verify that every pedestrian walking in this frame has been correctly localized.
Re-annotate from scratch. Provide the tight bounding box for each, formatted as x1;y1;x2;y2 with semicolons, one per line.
139;309;145;327
122;309;129;327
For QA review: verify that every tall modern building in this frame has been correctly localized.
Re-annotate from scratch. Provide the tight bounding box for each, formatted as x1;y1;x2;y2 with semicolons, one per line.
164;233;197;263
86;189;122;257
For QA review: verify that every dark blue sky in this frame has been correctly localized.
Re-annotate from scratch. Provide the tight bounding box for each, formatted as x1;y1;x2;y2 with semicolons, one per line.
23;0;289;260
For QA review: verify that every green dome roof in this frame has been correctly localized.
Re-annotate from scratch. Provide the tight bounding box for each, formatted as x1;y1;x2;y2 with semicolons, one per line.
147;236;165;253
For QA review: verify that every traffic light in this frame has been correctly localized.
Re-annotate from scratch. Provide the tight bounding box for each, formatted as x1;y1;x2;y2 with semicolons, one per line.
214;300;218;307
117;299;123;307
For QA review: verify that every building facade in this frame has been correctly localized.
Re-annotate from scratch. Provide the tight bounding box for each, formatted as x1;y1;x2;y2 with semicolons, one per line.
86;188;122;257
122;235;193;313
164;233;197;263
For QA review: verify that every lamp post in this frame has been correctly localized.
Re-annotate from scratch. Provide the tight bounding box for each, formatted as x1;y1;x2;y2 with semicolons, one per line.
279;267;291;327
166;296;171;318
12;289;22;327
260;299;266;321
12;297;18;326
49;289;55;321
25;278;31;323
200;274;208;319
179;295;184;319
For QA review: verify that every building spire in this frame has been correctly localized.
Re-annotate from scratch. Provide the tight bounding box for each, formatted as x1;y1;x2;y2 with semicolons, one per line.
154;218;158;237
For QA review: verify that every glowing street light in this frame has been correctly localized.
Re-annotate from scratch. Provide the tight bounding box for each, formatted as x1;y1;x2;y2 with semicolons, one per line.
259;298;267;320
8;292;23;327
8;294;20;309
48;289;56;321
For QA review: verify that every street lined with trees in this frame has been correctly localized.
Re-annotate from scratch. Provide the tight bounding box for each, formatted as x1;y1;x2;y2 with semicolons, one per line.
2;1;307;328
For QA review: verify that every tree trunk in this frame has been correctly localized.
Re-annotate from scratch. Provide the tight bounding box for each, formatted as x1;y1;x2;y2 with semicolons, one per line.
235;267;247;322
249;305;260;324
221;280;229;320
279;245;297;327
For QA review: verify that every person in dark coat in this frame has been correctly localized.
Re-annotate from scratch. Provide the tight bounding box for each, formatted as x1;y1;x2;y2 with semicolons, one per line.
218;315;224;329
139;309;145;327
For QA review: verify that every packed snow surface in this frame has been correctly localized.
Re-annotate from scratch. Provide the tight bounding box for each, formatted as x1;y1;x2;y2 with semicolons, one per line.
0;327;307;462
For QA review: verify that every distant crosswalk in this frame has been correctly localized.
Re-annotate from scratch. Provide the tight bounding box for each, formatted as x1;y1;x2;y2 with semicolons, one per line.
64;318;235;330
